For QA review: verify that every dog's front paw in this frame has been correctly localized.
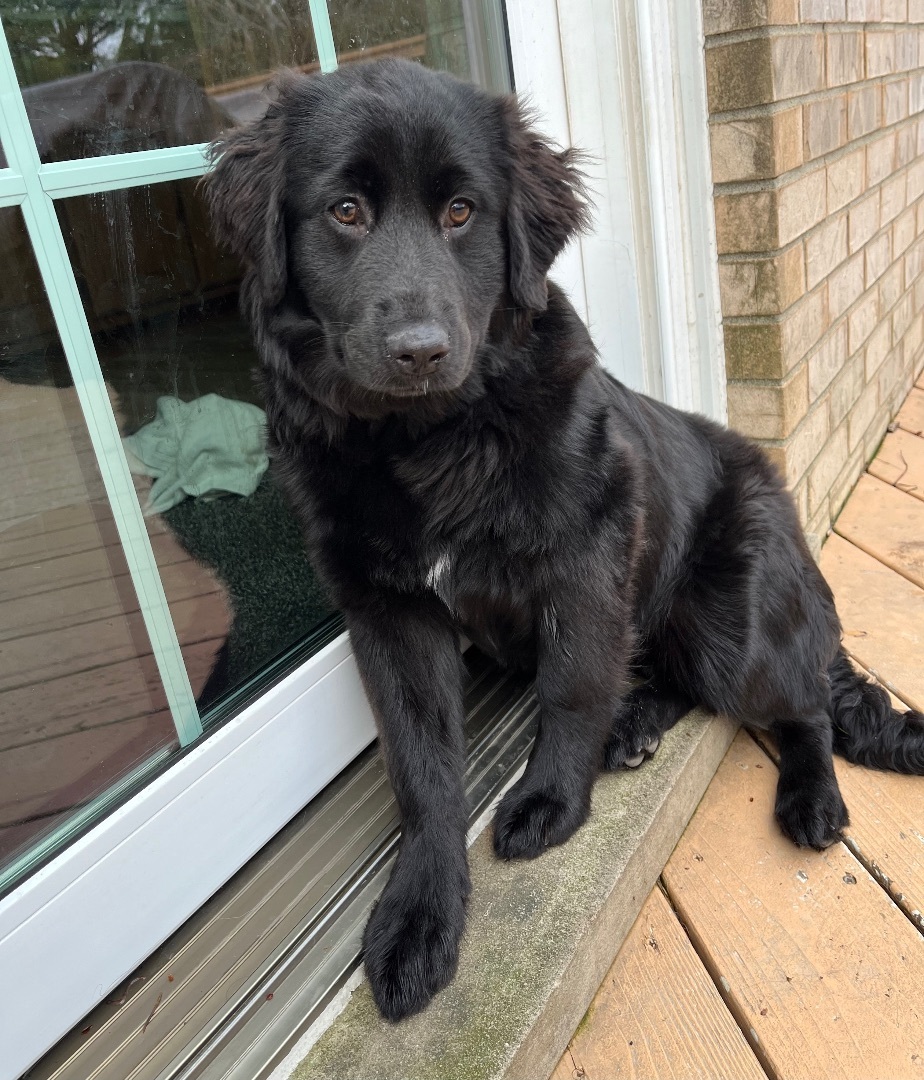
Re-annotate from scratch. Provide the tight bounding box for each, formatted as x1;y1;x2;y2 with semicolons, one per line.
492;782;589;860
775;779;849;850
362;881;466;1022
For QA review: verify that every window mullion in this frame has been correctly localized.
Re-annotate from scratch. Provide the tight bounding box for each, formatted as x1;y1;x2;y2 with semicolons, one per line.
38;144;210;199
0;25;202;746
308;0;339;72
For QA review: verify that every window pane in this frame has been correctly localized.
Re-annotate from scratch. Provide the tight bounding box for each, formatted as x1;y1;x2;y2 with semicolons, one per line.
0;206;179;876
54;179;336;719
328;0;511;91
1;1;510;163
2;0;319;161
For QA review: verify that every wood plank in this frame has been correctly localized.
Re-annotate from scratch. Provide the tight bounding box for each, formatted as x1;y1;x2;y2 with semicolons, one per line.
895;386;924;436
553;886;766;1080
662;730;924;1080
0;710;177;826
0;555;226;642
820;533;924;711
0;526;192;603
833;473;924;590
836;756;924;938
757;667;924;947
0;591;230;692
868;429;924;503
0;639;219;750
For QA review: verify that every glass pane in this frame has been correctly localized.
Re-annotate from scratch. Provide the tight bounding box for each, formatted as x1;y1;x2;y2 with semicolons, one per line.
2;0;319;161
0;205;179;876
55;179;335;718
328;0;509;91
2;0;510;163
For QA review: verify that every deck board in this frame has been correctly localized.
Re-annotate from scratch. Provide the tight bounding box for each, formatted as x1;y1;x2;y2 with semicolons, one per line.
833;472;924;589
0;590;230;692
867;429;924;501
552;886;766;1080
0;556;226;643
895;386;924;436
661;730;924;1080
819;533;924;711
0;639;219;750
836;755;924;937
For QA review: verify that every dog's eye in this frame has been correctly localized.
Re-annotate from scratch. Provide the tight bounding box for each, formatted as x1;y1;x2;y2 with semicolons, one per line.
332;199;362;226
446;199;473;228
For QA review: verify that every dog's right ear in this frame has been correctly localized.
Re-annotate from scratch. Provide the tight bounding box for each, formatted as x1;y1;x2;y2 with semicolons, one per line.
205;97;288;308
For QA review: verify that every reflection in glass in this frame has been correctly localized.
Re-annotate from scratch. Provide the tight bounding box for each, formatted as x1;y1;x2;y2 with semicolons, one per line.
55;180;334;716
0;206;178;874
2;0;320;159
327;0;488;86
2;0;509;161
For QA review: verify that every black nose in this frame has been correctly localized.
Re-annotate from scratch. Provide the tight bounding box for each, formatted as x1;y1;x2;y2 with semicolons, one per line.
386;322;450;376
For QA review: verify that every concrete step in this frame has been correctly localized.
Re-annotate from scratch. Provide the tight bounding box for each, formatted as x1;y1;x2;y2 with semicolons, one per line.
288;711;737;1080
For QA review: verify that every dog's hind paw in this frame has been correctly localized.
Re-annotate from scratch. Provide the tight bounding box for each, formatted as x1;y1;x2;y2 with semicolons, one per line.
605;733;662;771
775;781;849;850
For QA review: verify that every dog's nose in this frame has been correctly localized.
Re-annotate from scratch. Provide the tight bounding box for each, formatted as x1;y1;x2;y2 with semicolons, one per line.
386;323;450;376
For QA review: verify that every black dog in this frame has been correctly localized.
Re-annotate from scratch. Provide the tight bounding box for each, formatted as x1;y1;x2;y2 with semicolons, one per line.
207;59;924;1023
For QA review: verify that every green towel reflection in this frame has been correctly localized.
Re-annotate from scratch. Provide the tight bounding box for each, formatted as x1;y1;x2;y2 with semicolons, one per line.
123;394;269;515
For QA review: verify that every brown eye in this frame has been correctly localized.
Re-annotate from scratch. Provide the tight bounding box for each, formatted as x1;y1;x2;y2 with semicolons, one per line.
447;199;473;227
332;199;361;226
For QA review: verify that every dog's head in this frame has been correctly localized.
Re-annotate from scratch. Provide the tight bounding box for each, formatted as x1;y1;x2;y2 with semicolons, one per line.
207;59;588;412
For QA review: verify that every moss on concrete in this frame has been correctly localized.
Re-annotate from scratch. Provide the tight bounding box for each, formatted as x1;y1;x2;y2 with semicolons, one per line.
292;711;737;1080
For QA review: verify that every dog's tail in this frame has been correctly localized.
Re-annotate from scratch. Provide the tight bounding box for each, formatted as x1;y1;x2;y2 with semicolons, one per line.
828;648;924;773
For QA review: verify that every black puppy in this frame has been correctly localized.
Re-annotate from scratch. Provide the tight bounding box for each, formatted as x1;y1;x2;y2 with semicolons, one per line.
207;59;924;1023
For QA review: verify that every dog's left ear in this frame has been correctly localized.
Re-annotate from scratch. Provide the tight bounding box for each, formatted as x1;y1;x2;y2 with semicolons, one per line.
500;98;590;313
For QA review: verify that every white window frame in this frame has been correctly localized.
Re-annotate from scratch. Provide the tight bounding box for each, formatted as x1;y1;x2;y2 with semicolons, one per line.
0;3;725;1076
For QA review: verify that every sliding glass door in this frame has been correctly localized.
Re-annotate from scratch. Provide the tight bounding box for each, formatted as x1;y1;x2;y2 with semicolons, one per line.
0;5;511;1076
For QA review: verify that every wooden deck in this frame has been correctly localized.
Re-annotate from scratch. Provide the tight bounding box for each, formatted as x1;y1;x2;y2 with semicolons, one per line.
553;378;924;1080
0;382;231;864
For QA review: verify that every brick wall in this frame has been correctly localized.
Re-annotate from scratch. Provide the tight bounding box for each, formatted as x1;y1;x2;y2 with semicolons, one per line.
704;0;924;550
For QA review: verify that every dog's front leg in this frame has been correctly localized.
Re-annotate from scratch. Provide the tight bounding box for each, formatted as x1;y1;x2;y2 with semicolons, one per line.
346;594;470;1022
493;586;631;860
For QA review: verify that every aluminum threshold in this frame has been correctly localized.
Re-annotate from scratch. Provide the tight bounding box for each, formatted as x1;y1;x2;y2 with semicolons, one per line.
25;649;537;1080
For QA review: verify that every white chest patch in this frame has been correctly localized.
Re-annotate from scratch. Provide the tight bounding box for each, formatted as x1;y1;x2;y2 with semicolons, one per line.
425;552;453;606
426;553;452;589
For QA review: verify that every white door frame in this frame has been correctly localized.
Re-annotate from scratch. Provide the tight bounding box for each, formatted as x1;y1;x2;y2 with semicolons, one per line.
507;0;726;420
0;3;726;1075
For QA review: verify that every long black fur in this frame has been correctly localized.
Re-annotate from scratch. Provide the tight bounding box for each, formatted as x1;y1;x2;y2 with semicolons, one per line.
206;59;924;1023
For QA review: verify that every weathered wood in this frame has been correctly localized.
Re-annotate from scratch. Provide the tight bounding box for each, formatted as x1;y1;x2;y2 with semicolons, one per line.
0;639;218;750
820;533;924;711
836;755;924;938
0;710;177;827
834;472;924;590
0;557;226;642
662;730;924;1080
895;386;924;436
867;429;924;503
0;591;230;692
554;885;766;1080
0;526;191;603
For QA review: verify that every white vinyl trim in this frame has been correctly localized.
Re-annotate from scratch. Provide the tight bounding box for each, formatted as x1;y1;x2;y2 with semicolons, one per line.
0;631;376;1080
633;0;727;420
505;0;726;418
503;0;588;323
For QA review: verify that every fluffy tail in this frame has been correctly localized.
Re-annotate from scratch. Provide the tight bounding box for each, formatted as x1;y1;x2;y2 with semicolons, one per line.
828;649;924;773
